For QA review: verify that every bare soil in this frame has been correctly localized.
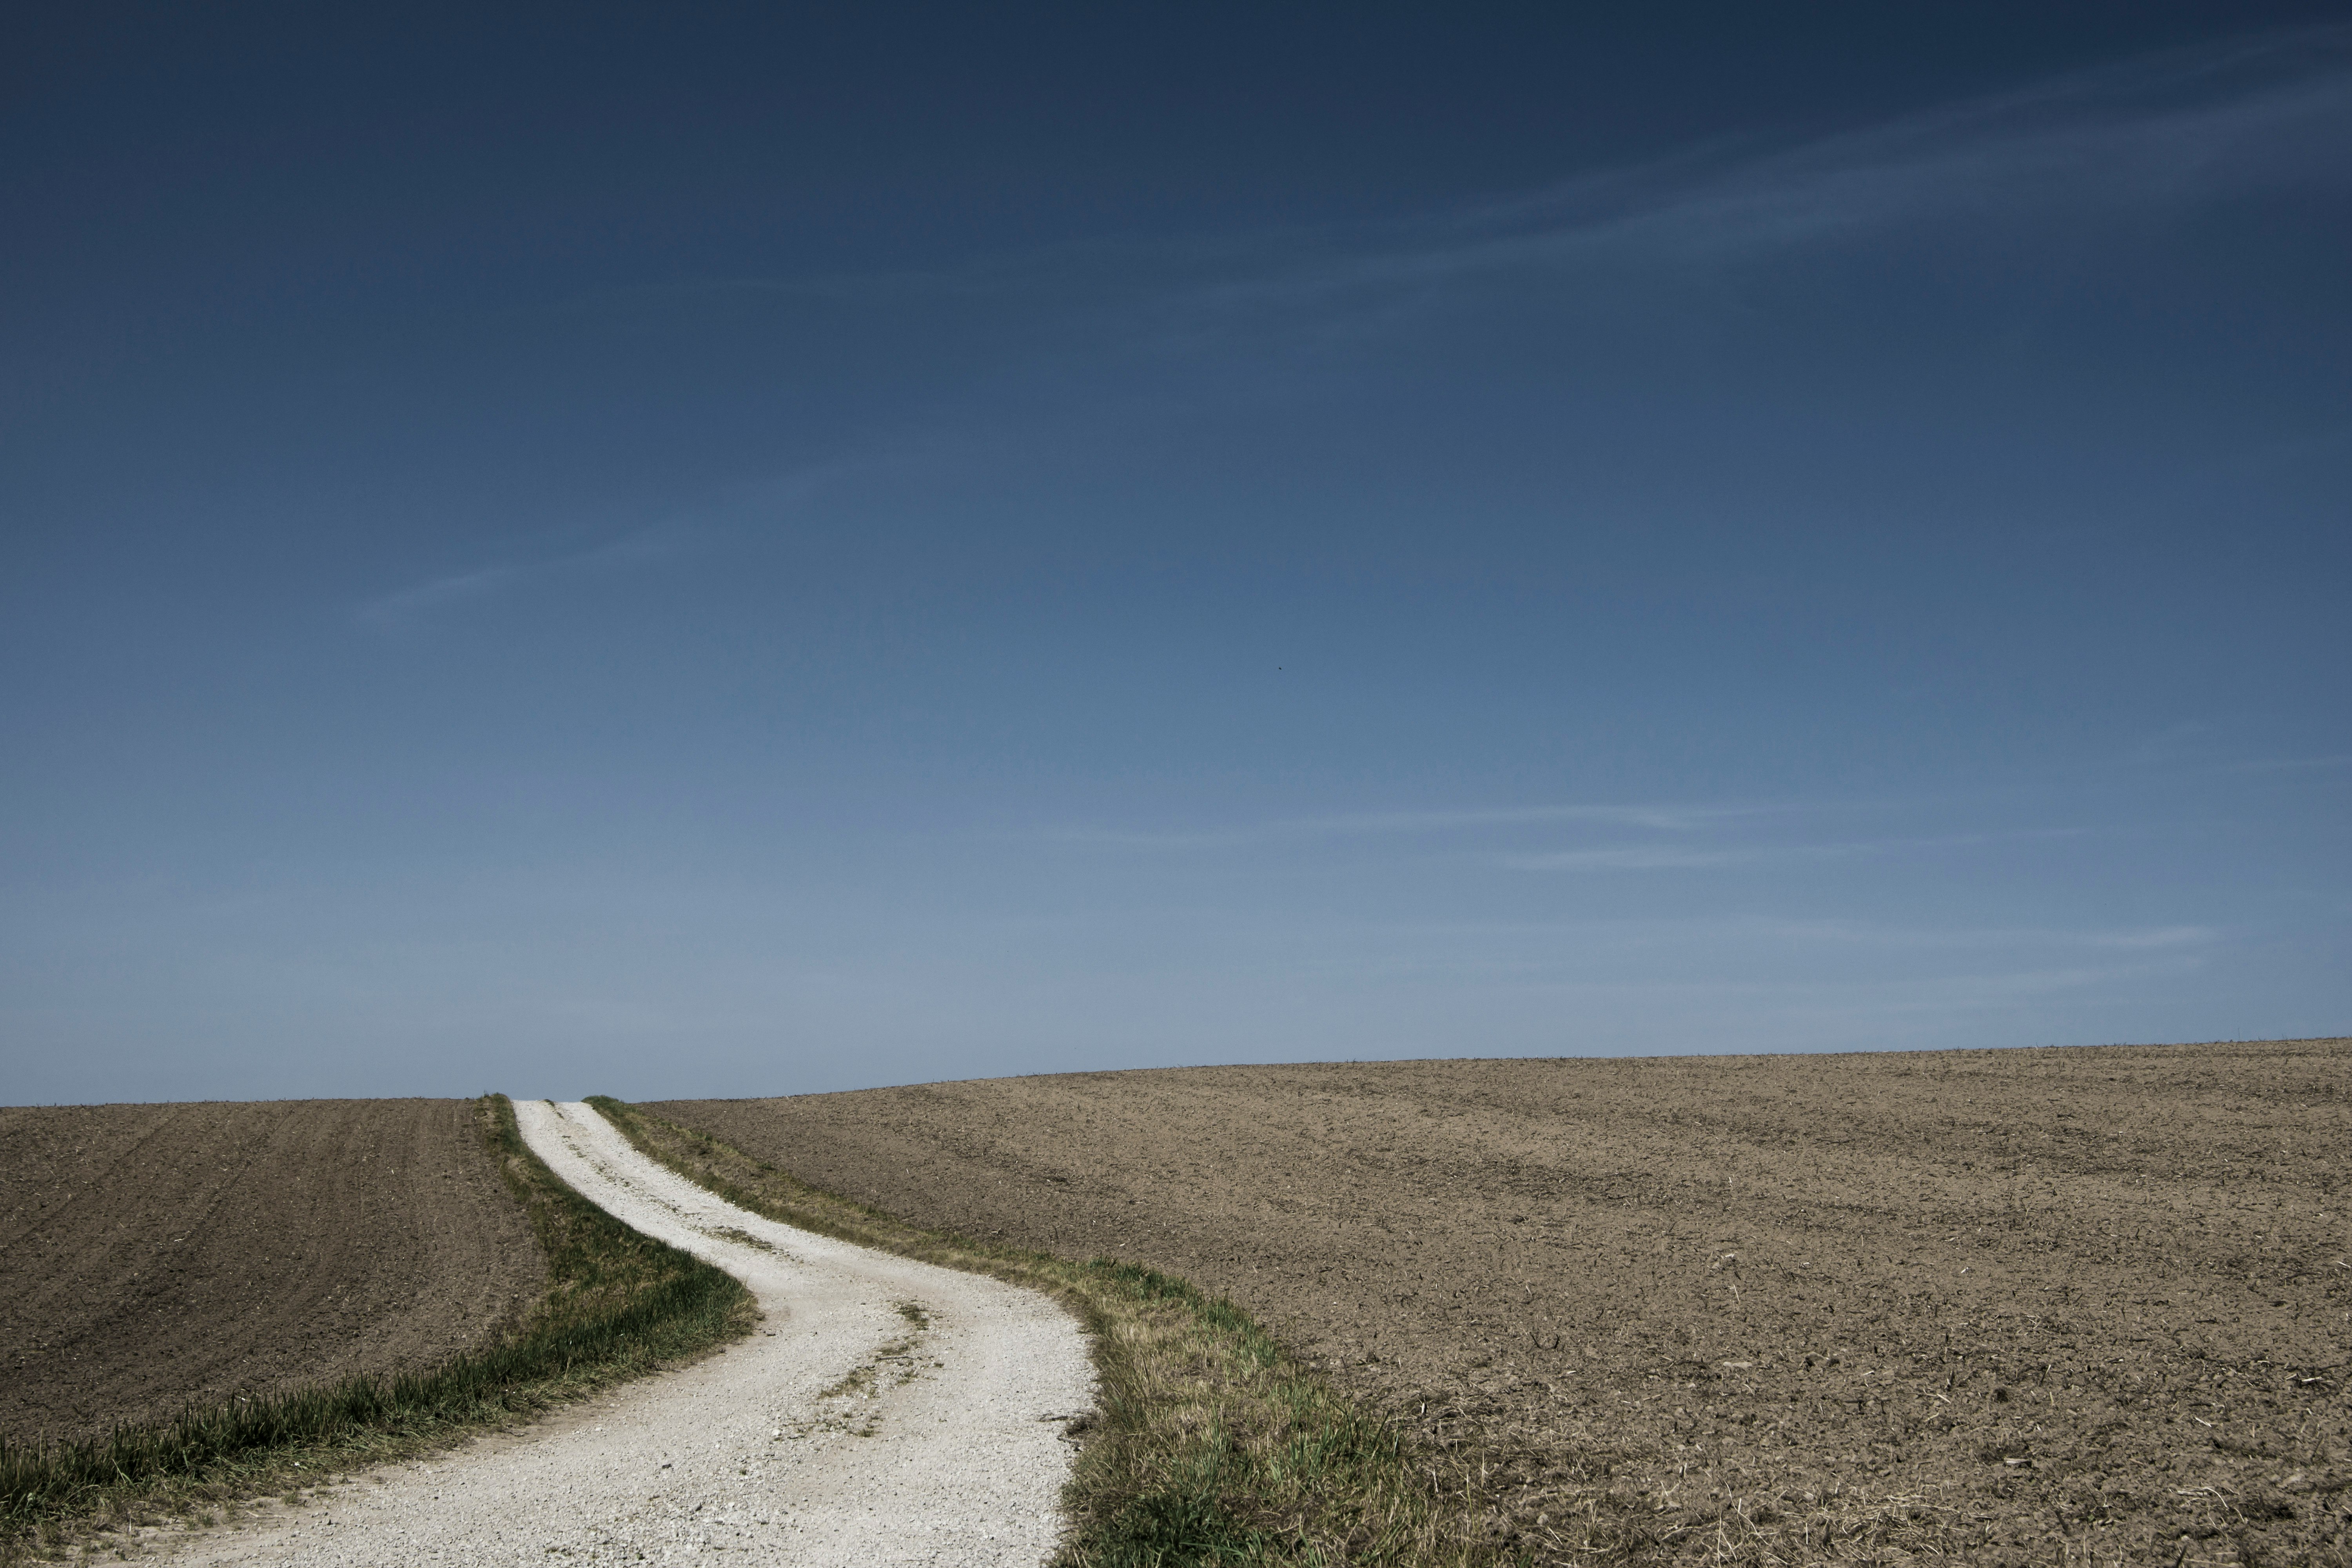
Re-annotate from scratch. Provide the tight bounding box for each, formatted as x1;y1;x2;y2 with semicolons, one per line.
0;1099;542;1446
656;1039;2352;1565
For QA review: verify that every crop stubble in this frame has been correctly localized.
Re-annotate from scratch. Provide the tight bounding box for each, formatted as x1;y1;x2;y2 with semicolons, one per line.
657;1039;2351;1564
0;1098;542;1446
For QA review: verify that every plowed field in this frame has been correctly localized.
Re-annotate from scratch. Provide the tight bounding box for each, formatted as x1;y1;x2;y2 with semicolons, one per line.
0;1099;542;1445
657;1039;2352;1565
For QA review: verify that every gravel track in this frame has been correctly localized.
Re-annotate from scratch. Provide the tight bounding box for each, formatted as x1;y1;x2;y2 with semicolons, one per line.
159;1100;1094;1566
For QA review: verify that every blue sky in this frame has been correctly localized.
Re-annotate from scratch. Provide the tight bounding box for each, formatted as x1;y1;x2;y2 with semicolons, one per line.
5;5;2348;1103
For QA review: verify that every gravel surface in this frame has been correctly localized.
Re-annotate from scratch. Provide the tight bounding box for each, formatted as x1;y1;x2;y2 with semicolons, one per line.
156;1100;1094;1567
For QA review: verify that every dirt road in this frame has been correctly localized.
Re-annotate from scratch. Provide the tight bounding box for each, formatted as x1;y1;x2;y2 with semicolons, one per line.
158;1100;1094;1567
657;1039;2352;1565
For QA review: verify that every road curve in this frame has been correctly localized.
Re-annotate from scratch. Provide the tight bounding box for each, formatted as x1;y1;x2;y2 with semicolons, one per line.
160;1099;1095;1566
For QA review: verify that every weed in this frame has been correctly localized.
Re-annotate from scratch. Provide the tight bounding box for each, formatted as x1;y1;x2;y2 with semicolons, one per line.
701;1225;779;1253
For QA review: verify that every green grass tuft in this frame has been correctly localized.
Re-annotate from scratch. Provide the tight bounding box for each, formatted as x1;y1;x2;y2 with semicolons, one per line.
1099;1483;1272;1566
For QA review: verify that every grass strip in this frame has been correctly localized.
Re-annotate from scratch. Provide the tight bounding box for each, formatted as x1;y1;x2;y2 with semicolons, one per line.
586;1095;1519;1568
0;1094;752;1563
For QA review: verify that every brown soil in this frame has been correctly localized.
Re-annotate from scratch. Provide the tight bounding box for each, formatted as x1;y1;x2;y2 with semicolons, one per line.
656;1039;2352;1565
0;1098;543;1446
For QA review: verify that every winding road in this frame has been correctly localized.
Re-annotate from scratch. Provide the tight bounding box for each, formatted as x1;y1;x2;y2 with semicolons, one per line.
163;1099;1095;1566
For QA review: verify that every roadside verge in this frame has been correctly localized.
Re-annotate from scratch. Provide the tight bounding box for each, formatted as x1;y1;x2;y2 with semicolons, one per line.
588;1095;1510;1568
0;1094;751;1564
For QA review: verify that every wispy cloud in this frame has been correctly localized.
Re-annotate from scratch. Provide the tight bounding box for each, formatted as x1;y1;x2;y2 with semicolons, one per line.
356;564;523;626
1312;804;1751;833
1038;800;1765;851
1037;806;2109;872
1187;27;2352;311
1706;918;2218;953
1332;915;2220;954
1497;828;2089;873
356;524;692;630
1498;845;1781;871
2223;753;2352;775
593;25;2350;346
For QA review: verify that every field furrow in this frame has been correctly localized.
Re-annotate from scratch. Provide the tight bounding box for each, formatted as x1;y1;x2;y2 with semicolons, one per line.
656;1038;2352;1565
